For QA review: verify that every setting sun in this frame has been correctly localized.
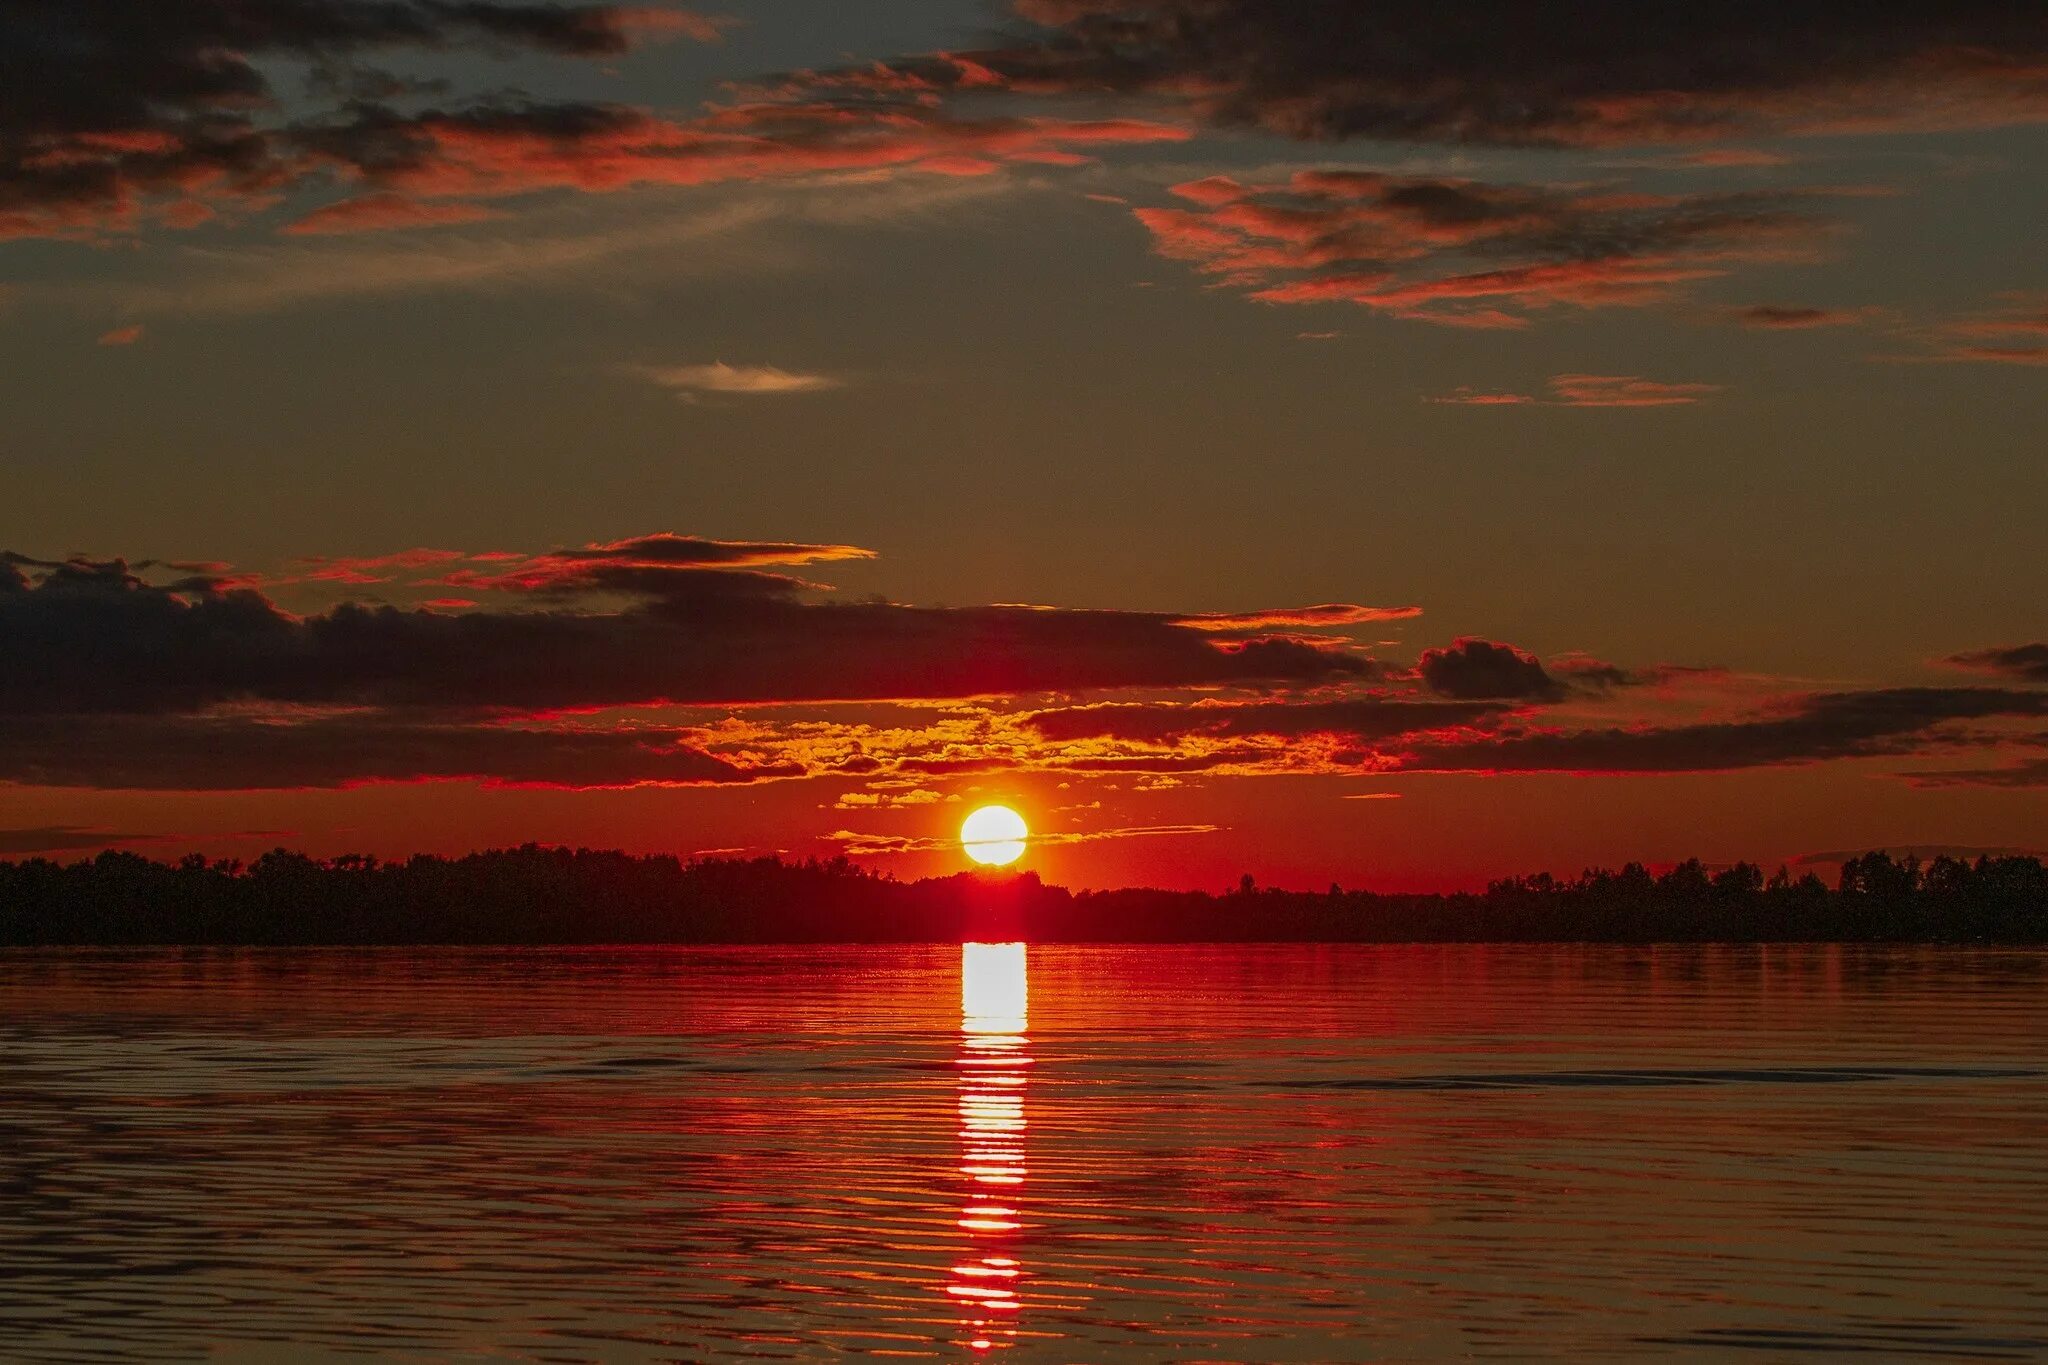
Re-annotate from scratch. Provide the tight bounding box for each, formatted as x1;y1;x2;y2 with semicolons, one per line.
960;806;1029;867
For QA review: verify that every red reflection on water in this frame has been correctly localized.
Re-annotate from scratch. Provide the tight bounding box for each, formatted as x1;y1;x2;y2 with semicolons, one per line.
951;943;1030;1352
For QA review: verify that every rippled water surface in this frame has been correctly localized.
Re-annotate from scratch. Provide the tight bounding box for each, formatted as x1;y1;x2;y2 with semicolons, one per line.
4;944;2046;1361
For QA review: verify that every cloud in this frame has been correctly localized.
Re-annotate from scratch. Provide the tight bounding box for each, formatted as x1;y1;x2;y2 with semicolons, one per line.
0;713;793;791
283;193;505;236
4;536;1376;724
1947;643;2048;684
1128;169;1827;327
1676;149;1797;169
1;4;1177;245
632;361;844;398
288;547;471;586
1732;304;1865;329
811;1;2048;149
1548;375;1724;408
78;176;1006;318
1396;687;2048;774
1430;388;1536;407
1434;375;1722;408
1168;603;1419;631
291;100;1186;216
1418;638;1564;701
1025;697;1509;744
613;7;737;44
1898;293;2048;366
0;1;685;241
95;323;144;346
833;787;949;809
712;663;2048;791
8;542;2043;797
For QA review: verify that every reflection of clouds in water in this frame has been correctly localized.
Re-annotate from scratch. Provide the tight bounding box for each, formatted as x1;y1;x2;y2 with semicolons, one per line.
951;943;1030;1352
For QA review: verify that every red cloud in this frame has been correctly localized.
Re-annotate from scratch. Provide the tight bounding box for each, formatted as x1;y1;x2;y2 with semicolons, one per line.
1433;375;1722;408
283;194;504;236
0;4;1186;245
1894;294;2048;366
0;538;1370;722
6;545;2039;797
309;103;1187;215
810;2;2048;149
1130;170;1825;327
1548;375;1723;408
1169;603;1421;631
1731;304;1866;329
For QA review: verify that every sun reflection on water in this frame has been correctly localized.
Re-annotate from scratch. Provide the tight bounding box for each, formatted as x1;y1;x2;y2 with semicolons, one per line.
951;942;1031;1353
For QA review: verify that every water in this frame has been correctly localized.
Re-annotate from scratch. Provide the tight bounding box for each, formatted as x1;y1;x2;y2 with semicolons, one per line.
3;944;2045;1362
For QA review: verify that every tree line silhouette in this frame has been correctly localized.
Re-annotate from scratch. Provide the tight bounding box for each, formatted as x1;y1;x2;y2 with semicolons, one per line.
0;845;2042;945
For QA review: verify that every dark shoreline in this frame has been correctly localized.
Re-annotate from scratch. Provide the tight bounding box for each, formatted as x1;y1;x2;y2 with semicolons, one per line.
4;844;2043;946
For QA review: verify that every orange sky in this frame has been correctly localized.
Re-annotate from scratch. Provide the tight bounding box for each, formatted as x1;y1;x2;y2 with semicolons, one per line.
2;2;2045;888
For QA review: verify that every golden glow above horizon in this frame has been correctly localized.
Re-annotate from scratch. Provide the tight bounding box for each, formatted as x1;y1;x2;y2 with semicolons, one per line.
960;805;1028;867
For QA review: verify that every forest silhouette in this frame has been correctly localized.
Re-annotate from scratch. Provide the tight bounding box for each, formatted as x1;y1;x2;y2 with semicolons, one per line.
1;846;2043;945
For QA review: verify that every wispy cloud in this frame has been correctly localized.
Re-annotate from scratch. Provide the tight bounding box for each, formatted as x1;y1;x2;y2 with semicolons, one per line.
1127;169;1829;328
1729;304;1868;329
282;195;506;237
1432;375;1723;408
40;175;1019;319
632;361;844;399
1896;292;2048;366
788;2;2048;149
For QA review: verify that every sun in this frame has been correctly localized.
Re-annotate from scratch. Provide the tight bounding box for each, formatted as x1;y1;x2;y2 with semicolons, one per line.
960;805;1028;867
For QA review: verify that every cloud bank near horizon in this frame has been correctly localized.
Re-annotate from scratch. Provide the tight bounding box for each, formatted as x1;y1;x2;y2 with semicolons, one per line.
2;536;2042;799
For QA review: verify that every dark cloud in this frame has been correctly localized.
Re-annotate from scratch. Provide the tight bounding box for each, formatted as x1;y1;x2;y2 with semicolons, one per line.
1398;687;2048;773
0;540;1369;720
11;542;2041;795
1893;293;2048;365
287;99;1186;218
1026;697;1505;744
1131;170;1826;327
1733;305;1864;329
0;713;789;791
0;1;681;238
1947;643;2048;683
1550;659;1642;690
836;1;2048;148
1433;375;1724;407
1419;638;1564;701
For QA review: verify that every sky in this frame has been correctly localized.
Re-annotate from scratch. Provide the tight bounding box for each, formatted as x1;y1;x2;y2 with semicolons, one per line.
2;0;2046;890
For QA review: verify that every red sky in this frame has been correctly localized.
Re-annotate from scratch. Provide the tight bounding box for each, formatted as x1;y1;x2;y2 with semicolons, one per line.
2;2;2045;888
